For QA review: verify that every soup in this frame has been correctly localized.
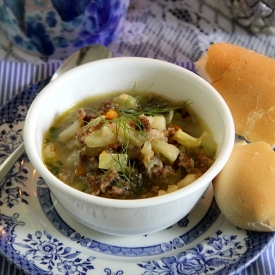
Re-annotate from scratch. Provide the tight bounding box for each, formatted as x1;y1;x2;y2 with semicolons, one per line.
42;90;217;199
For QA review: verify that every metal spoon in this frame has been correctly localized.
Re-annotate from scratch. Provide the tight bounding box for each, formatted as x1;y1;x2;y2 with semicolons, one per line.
0;44;113;184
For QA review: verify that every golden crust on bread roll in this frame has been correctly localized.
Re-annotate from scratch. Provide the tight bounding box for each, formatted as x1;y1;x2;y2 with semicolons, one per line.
213;141;275;232
195;42;275;147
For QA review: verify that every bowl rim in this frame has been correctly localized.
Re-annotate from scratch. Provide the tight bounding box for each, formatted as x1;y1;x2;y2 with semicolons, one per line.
24;57;235;209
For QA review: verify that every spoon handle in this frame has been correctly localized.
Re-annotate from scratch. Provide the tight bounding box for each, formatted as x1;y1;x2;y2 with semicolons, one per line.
0;142;25;184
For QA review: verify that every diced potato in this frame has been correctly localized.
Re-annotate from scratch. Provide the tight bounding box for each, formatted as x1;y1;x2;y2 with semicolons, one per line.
177;174;199;189
113;94;137;110
43;143;55;161
114;122;145;147
141;141;154;168
158;190;167;196
141;140;152;155
200;131;217;157
65;150;80;168
173;129;201;148
151;115;166;130
58;119;82;142
84;125;116;148
167;184;178;193
129;129;146;147
143;115;154;125
81;115;106;132
165;110;174;124
150;139;180;164
66;138;82;150
99;152;128;171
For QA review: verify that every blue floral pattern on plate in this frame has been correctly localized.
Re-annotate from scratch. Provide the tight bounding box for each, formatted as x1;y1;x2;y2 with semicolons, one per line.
0;0;130;58
0;79;274;275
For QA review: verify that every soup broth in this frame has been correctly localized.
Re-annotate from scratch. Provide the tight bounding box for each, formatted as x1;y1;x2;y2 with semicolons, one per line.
43;90;217;199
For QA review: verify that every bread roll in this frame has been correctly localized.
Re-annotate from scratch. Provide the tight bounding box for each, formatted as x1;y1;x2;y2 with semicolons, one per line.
213;141;275;232
195;42;275;147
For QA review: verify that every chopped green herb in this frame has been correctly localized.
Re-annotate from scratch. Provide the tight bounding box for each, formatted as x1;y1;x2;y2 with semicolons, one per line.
49;127;60;139
45;162;60;175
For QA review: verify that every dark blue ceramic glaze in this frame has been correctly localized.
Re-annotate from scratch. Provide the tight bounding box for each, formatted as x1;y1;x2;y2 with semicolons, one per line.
0;0;129;58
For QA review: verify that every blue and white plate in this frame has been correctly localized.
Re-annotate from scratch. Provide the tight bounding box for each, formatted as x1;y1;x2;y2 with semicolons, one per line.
0;79;274;275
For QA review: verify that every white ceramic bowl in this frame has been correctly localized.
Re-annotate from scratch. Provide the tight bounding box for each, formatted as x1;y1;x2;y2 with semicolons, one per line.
24;57;235;236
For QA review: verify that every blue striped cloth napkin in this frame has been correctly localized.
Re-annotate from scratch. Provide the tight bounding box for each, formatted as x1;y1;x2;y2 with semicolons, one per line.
0;61;62;107
0;60;274;275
